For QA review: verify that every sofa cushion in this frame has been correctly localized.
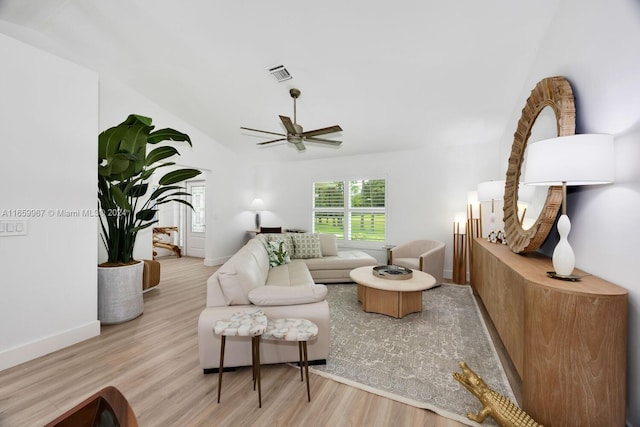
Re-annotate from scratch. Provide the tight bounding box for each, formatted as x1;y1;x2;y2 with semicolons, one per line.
265;260;314;286
248;284;328;306
318;233;338;256
264;240;291;267
303;249;377;271
290;233;323;259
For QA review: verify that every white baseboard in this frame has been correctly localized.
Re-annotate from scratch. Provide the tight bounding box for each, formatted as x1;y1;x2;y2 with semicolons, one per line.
0;321;100;371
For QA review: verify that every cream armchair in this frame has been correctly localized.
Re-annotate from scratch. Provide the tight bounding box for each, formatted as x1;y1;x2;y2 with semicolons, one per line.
389;239;445;284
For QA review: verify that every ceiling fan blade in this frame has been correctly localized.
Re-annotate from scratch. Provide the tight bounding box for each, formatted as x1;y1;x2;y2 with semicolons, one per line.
306;137;342;146
301;125;342;138
240;127;285;137
279;115;297;135
293;142;306;151
257;138;286;145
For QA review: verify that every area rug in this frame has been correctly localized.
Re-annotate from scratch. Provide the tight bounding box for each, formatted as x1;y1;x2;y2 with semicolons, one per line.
309;284;515;427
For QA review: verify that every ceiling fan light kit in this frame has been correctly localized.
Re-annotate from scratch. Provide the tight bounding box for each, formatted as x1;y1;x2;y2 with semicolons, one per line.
241;88;343;152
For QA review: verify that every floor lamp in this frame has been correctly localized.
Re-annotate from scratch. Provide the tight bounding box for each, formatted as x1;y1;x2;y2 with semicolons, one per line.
524;134;614;279
466;191;482;284
452;212;467;284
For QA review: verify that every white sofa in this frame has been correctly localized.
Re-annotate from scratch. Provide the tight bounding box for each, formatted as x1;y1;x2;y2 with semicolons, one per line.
198;233;376;372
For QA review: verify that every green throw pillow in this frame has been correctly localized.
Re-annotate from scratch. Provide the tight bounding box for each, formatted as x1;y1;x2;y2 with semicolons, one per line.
266;234;294;255
264;241;291;267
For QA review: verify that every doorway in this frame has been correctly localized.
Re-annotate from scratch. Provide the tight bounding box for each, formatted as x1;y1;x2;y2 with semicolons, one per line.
184;180;206;258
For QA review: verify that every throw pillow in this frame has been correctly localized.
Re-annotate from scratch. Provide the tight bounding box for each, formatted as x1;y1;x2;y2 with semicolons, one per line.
217;248;265;305
318;233;338;256
217;270;248;305
264;240;291;267
290;233;323;259
265;233;294;256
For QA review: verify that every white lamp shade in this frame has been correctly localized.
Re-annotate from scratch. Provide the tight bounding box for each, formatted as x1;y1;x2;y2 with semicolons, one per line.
518;182;536;203
250;198;264;210
477;180;505;201
467;190;480;218
454;211;467;234
524;134;614;186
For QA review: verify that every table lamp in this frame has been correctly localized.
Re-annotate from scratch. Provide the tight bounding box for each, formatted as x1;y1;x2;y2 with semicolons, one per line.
523;134;614;279
477;180;505;238
250;198;264;229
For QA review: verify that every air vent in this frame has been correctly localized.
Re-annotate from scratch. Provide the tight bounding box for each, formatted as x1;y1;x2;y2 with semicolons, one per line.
269;65;292;82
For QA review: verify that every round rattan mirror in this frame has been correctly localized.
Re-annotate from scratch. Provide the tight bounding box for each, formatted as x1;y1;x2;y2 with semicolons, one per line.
503;76;576;253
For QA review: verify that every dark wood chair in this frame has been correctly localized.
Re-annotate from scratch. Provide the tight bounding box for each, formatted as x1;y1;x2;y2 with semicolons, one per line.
259;226;282;234
44;386;138;427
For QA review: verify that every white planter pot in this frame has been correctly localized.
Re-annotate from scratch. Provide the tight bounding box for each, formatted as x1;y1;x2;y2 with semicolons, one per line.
98;262;144;324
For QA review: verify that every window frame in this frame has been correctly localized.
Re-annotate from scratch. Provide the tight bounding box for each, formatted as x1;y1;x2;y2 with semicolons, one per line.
312;176;387;247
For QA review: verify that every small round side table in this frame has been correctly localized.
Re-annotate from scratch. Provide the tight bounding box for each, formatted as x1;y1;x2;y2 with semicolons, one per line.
213;310;268;407
262;318;319;402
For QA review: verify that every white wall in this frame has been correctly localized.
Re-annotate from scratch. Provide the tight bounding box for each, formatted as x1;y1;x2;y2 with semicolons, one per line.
495;1;640;424
255;142;494;276
0;34;253;371
0;33;99;369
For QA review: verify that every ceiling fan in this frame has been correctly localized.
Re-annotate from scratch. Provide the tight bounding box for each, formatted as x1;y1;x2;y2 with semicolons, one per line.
241;88;343;152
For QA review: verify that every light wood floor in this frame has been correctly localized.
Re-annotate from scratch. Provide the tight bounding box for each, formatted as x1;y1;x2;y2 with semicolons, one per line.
0;257;512;427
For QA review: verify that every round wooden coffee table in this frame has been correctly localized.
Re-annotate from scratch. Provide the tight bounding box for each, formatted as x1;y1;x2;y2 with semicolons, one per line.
350;266;437;318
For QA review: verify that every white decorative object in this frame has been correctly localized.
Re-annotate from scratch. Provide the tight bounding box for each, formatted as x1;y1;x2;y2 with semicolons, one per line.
524;134;614;278
553;214;575;276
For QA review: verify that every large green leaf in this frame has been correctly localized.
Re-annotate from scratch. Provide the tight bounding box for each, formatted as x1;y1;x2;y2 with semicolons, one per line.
156;198;195;211
98;126;127;160
129;183;149;198
148;128;192;146
158;168;201;185
131;221;158;234
149;185;184;201
124;114;153;127
119;121;152;154
155;191;192;204
145;146;179;166
136;208;156;221
109;186;132;212
101;152;136;177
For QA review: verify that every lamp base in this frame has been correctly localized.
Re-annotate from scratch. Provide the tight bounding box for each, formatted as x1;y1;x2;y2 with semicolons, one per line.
546;271;582;281
255;212;261;229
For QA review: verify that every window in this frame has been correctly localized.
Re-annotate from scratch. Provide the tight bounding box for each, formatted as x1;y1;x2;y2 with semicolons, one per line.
313;178;386;243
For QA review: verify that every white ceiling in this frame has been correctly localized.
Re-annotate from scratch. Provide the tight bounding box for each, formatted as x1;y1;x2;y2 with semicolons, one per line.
0;0;560;162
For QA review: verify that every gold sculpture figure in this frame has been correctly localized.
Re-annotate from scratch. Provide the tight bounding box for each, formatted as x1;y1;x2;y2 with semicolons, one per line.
453;361;543;427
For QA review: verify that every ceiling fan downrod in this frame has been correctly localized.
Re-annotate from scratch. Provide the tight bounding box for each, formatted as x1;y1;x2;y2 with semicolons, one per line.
290;88;300;125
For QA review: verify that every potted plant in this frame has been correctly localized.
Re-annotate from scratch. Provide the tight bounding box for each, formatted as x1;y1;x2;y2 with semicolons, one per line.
97;114;201;323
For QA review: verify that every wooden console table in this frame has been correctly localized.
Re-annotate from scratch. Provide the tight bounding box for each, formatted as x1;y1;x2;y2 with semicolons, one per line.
471;238;627;427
